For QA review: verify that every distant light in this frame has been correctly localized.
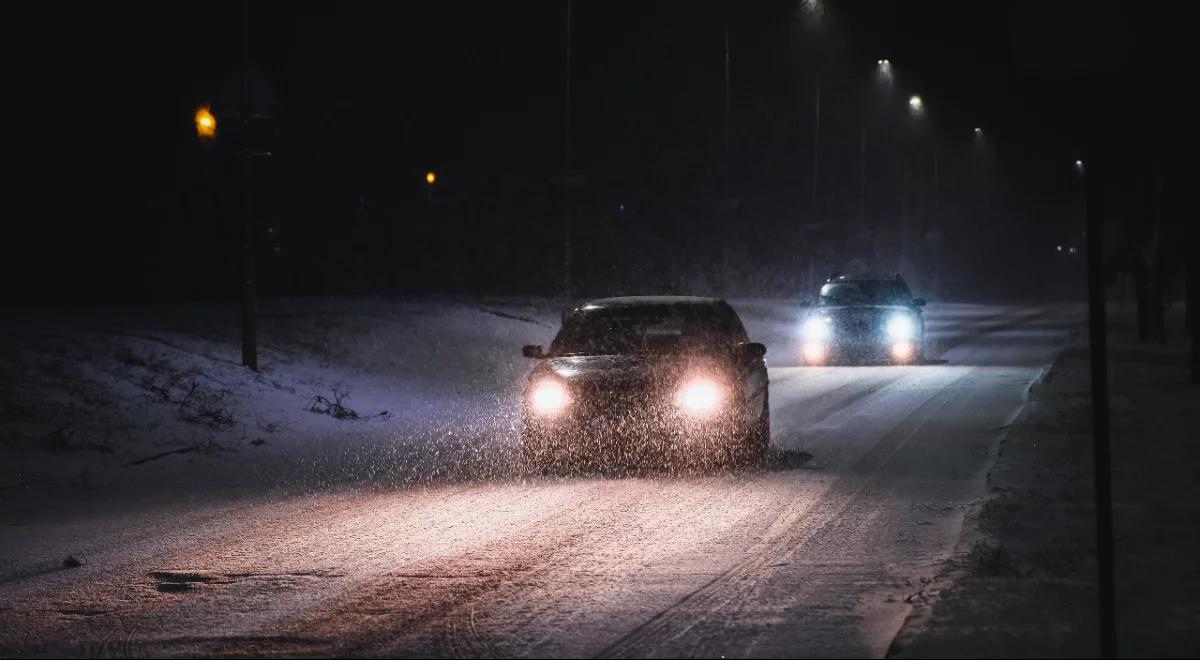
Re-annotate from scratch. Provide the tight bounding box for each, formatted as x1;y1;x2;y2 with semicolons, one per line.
425;171;437;185
974;127;982;134
1057;245;1063;252
194;106;216;140
1075;160;1084;167
1069;246;1078;254
617;203;625;213
908;95;923;111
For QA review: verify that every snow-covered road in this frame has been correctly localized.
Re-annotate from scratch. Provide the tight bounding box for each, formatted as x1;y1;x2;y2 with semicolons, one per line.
0;302;1083;657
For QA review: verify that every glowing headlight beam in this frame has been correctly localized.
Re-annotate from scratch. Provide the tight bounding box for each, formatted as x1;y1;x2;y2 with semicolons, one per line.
529;380;569;414
802;316;832;342
676;378;723;415
886;314;915;340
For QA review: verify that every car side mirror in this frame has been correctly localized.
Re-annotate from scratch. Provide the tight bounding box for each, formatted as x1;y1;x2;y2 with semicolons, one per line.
912;298;926;307
522;344;546;359
743;342;767;359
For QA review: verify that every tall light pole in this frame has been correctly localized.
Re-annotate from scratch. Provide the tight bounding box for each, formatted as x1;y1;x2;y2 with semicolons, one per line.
900;94;925;274
723;26;730;154
1082;152;1117;659
861;58;895;259
239;0;257;372
562;0;574;300
859;124;866;232
722;25;732;296
811;85;821;221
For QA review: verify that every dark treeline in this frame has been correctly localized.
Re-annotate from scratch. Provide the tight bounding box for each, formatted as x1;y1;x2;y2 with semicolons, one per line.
3;2;1168;308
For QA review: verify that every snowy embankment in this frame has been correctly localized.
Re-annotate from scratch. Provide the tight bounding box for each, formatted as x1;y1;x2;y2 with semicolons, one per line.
890;302;1199;657
0;296;820;514
0;296;1001;517
0;298;563;511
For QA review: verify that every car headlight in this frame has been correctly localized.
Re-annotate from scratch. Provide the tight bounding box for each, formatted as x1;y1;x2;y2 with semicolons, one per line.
886;314;915;340
528;380;570;415
802;316;832;342
676;377;724;415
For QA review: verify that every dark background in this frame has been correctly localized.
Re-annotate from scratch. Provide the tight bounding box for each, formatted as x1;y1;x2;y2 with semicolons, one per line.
2;2;1189;308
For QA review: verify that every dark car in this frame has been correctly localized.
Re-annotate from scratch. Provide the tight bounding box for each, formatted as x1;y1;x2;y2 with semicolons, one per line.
799;275;927;365
520;296;770;468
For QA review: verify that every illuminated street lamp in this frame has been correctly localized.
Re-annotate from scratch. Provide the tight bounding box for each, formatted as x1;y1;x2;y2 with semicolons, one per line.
874;58;894;86
908;94;924;113
194;105;217;141
425;170;437;202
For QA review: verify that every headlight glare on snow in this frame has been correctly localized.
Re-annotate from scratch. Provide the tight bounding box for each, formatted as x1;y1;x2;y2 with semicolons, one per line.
529;379;569;415
802;341;827;364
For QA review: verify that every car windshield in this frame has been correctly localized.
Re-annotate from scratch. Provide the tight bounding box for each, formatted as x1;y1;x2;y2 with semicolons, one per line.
550;305;738;357
820;280;912;306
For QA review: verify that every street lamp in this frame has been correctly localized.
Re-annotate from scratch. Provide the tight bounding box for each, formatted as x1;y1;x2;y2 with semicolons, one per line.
425;170;436;202
874;58;894;86
194;105;217;141
908;94;924;113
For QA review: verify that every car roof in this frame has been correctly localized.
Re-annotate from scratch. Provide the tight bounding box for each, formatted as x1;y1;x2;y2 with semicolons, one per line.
826;274;905;283
576;295;724;310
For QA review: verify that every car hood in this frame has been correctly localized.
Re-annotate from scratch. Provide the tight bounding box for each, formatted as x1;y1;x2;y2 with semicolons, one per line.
527;354;729;391
809;305;922;337
813;304;915;320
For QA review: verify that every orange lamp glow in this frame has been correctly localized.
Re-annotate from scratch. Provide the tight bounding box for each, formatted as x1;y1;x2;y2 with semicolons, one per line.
194;106;217;139
425;171;437;185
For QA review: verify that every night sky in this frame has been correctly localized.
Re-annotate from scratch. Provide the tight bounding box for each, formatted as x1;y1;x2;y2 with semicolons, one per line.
3;1;1186;304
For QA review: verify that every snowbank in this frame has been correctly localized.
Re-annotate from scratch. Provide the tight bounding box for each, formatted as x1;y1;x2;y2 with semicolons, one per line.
890;302;1199;656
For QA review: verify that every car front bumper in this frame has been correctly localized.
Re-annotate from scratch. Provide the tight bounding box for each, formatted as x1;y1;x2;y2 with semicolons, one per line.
523;406;747;458
802;335;921;364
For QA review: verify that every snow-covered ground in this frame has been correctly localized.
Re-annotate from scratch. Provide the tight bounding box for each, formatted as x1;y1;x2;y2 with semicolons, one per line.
0;298;567;512
1;298;1094;657
0;295;1018;518
891;302;1200;657
1;296;818;517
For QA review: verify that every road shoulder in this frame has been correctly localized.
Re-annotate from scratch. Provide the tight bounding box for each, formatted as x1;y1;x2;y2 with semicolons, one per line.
889;314;1200;657
887;345;1100;657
